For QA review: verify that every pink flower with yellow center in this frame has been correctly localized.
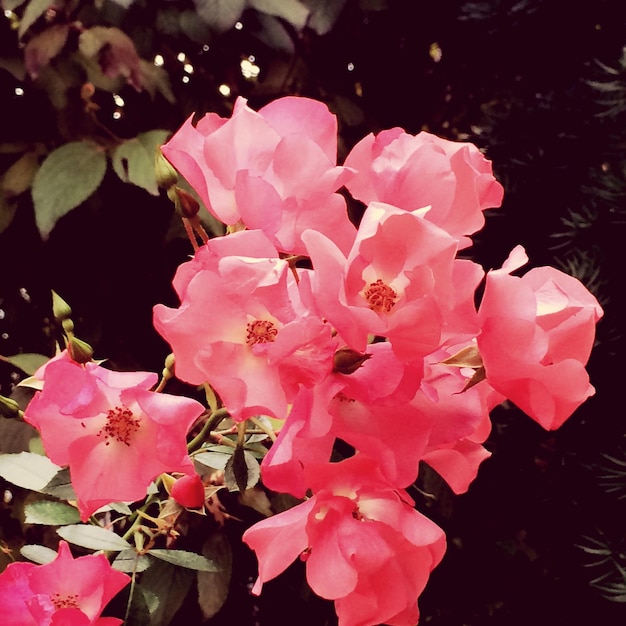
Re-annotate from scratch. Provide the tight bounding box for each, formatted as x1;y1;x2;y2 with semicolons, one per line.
0;540;130;625
303;201;480;363
153;231;337;421
24;351;204;520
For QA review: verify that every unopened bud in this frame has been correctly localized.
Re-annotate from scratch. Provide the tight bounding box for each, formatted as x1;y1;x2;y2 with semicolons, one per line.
52;290;72;322
68;337;93;364
155;150;178;191
174;187;200;218
164;353;176;374
332;347;372;375
0;395;20;419
171;473;205;509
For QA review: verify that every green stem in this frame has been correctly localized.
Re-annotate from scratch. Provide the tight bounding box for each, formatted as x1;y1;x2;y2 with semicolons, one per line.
187;407;230;453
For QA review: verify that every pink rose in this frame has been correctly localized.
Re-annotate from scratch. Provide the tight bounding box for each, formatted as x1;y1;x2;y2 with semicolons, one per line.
0;541;129;625
161;96;356;255
24;351;204;520
477;245;604;430
153;231;337;420
303;201;476;362
344;128;504;247
243;457;446;626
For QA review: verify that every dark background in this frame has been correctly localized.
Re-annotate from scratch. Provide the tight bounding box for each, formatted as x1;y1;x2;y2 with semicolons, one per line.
1;1;625;624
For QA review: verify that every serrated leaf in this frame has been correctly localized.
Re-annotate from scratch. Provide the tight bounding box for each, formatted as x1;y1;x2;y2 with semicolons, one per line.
18;0;52;39
140;558;195;625
224;448;260;492
112;549;152;573
194;449;232;471
193;0;246;32
112;130;170;195
249;0;310;29
0;452;62;491
1;353;49;375
197;531;232;620
24;500;80;525
20;543;57;565
148;548;219;572
57;524;132;552
41;466;77;501
32;141;107;240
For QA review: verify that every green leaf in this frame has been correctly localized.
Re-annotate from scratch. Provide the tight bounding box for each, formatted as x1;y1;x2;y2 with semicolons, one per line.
1;353;49;375
112;549;152;573
197;531;232;620
224;448;260;492
24;500;80;525
140;558;195;625
125;583;159;626
18;0;52;39
194;0;246;32
32;141;107;240
109;501;133;515
41;466;77;501
148;549;219;572
57;524;133;552
20;543;57;565
0;452;63;491
194;449;232;471
112;130;170;196
249;0;310;29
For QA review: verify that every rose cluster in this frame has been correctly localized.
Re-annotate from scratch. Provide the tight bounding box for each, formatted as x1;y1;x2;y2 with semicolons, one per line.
6;96;602;626
152;96;603;625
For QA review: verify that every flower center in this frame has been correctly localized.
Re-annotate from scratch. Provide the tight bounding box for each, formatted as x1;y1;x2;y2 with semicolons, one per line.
97;406;141;446
246;319;278;346
363;279;397;313
51;592;80;610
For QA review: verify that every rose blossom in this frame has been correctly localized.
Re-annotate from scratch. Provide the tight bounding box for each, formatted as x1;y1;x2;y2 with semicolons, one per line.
23;351;204;520
344;127;504;247
153;231;337;421
243;457;446;626
303;201;478;362
161;96;356;255
0;540;130;625
477;245;603;430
